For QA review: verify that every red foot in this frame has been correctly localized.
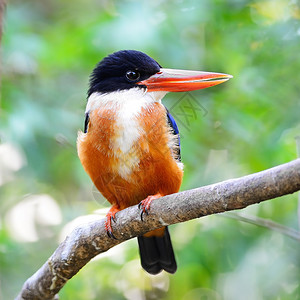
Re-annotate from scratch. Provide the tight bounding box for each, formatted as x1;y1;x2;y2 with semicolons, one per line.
138;193;162;221
105;206;120;239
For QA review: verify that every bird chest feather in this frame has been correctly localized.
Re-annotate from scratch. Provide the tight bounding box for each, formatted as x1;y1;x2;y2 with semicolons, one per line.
78;90;175;183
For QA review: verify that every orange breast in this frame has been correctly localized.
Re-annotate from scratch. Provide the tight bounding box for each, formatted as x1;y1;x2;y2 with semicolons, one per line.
77;102;183;209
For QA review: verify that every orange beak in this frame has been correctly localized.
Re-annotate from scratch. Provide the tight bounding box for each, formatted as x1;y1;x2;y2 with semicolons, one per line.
137;68;233;92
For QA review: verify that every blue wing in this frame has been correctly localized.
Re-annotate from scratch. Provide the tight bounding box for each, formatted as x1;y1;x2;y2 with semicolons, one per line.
84;112;90;133
165;107;181;162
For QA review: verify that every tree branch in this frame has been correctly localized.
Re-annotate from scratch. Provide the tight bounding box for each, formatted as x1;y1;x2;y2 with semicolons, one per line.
16;159;300;300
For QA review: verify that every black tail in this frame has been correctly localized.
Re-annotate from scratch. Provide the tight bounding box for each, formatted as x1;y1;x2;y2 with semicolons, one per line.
137;227;177;275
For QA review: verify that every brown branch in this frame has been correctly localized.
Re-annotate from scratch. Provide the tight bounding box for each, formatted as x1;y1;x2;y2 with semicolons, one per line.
223;212;300;241
16;159;300;300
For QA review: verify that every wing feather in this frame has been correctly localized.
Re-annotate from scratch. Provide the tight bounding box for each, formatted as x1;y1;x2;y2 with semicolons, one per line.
165;107;181;162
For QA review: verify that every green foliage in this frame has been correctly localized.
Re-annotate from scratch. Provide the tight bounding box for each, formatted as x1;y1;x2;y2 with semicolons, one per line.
1;0;300;299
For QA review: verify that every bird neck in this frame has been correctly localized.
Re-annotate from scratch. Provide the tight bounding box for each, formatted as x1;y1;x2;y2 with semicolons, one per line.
85;88;167;115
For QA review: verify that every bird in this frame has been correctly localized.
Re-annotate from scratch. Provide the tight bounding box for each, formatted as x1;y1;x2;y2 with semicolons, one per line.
77;50;232;275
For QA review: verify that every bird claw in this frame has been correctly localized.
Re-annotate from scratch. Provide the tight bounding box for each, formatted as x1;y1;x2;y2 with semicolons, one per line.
138;194;161;221
106;228;117;239
105;206;119;239
140;209;149;222
105;217;118;239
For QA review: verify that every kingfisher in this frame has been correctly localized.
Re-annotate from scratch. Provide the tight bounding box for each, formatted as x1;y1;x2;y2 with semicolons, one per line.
77;50;232;275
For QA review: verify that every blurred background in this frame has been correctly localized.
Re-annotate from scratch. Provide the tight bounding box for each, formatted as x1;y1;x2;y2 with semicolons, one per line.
1;0;300;299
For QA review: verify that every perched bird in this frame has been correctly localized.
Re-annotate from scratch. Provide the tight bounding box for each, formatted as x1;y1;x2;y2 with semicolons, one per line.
77;50;232;275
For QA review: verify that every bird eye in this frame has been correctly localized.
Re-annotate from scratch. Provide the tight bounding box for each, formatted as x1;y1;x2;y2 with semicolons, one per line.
126;70;140;81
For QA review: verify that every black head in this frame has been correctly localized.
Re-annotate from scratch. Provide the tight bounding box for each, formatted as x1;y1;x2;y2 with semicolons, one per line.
88;50;162;97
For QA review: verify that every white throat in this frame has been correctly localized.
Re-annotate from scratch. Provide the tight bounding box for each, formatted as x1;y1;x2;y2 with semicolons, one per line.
85;88;167;113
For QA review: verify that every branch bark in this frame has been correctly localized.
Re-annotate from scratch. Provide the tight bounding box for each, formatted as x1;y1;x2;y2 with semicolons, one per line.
16;159;300;300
